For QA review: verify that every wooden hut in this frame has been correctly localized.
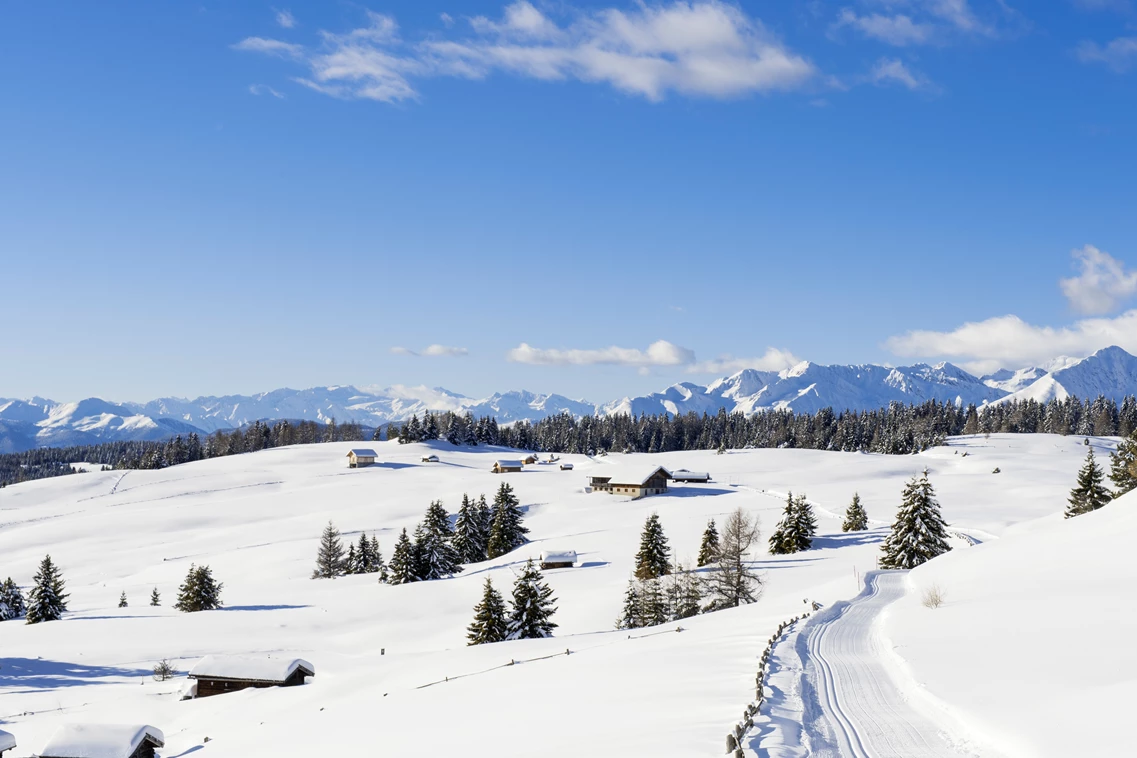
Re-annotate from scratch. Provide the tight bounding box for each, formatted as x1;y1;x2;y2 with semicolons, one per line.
0;729;14;757
492;460;523;474
587;465;672;498
520;454;539;465
539;550;577;569
346;449;378;468
559;462;574;471
39;725;164;758
187;655;314;699
671;469;712;483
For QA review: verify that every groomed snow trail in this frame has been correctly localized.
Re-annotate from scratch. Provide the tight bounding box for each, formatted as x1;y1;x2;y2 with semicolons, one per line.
791;571;973;758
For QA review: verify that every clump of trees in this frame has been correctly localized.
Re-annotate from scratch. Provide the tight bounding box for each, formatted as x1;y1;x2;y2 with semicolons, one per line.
879;471;951;569
0;577;27;621
467;560;558;644
311;521;387;579
768;492;817;554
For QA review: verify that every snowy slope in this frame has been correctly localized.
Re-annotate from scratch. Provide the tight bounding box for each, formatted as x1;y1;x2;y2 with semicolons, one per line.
0;435;1122;757
999;345;1137;404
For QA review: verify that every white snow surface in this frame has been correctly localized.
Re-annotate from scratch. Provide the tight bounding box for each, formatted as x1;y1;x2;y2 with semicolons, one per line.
0;435;1131;756
38;724;164;758
188;655;313;682
0;730;14;752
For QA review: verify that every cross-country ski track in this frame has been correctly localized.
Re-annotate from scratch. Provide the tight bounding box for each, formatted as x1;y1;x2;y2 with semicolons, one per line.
756;571;991;758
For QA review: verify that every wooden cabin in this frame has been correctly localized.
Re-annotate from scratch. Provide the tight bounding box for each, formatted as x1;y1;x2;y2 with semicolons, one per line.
559;462;574;471
520;454;539;465
492;460;523;474
671;469;712;483
346;449;378;468
540;550;577;569
187;655;314;699
0;729;14;757
421;454;440;463
587;465;672;498
39;725;164;758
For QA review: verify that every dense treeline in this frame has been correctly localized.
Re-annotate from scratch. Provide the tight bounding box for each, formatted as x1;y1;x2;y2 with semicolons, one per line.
4;394;1137;488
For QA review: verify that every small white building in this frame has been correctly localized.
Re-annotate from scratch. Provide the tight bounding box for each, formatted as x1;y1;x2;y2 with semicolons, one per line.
492;460;523;474
540;550;578;569
421;454;440;463
346;449;378;468
39;724;165;758
0;729;14;757
559;462;574;471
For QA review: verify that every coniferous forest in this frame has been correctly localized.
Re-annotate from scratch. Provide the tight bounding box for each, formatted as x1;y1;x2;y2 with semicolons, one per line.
3;394;1136;488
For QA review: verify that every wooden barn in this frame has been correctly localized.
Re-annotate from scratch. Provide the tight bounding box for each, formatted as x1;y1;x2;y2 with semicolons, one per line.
346;449;378;468
521;454;539;465
671;469;712;483
492;459;523;474
539;550;577;569
39;725;164;758
186;655;315;699
0;729;14;757
587;465;672;498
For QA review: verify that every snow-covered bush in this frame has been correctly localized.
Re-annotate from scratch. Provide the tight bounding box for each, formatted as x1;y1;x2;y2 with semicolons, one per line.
921;584;946;609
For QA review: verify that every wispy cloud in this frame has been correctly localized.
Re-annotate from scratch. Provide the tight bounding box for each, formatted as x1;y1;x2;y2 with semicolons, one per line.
869;57;934;90
275;9;297;29
832;0;995;46
248;84;285;98
1075;36;1137;72
508;340;696;367
1060;245;1137;314
687;348;802;374
232;1;817;104
390;344;469;357
834;10;933;46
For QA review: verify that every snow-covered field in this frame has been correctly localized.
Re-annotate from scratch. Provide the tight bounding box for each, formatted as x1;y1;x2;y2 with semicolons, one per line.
0;435;1127;757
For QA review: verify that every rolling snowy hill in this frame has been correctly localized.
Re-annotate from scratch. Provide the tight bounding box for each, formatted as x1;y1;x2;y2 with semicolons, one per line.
5;346;1137;452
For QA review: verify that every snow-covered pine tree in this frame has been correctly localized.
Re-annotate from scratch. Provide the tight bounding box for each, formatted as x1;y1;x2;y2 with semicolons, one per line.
150;587;161;607
506;559;558;640
387;528;418;585
697;519;720;566
345;544;359;575
1109;432;1137;498
417;501;463;579
793;493;817;545
487;483;528;559
312;520;347;579
0;577;26;621
453;493;490;564
669;564;703;621
879;471;952;569
26;554;68;624
843;493;869;532
633;513;672;580
174;564;224;612
467;577;509;645
768;492;807;555
615;579;643;630
370;535;388;582
704;507;763;611
639;577;668;627
1066;449;1113;518
355;533;374;574
118;591;128;608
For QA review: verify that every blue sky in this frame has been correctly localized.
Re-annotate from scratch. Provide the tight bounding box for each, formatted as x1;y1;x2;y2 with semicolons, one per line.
2;0;1136;403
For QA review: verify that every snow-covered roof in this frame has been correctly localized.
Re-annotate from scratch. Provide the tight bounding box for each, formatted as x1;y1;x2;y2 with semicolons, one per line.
39;724;164;758
494;459;523;468
188;655;314;682
588;465;672;486
540;550;577;564
0;730;14;752
671;470;710;479
560;462;574;469
347;449;378;458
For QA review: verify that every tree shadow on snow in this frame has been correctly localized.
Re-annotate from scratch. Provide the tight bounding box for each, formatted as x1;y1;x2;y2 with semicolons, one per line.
0;657;151;692
809;532;883;550
219;604;310;612
166;747;205;758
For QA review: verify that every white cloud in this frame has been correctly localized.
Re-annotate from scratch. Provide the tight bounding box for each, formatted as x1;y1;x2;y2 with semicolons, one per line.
390;345;469;357
248;84;285;98
687;348;802;374
508;340;696;366
233;1;816;104
869;57;933;89
833;0;993;46
1060;245;1137;314
276;9;297;29
885;310;1137;372
232;37;304;59
835;10;932;45
1076;36;1137;72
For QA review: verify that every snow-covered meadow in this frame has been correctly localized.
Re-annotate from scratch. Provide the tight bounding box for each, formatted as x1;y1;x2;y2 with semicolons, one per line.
0;435;1126;756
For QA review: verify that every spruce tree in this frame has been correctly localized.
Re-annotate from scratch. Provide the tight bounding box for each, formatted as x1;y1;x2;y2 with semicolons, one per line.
793;493;817;543
1066;449;1113;518
487;483;528;559
26;554;68;624
345;544;359;575
669;564;703;621
697;519;720;567
174;564;224;612
453;493;490;563
768;492;808;555
467;578;509;645
639;577;668;627
843;493;869;532
312;520;347;579
615;579;643;630
118;591;128;608
150;587;161;607
1109;432;1137;498
356;533;374;574
879;471;952;569
634;513;672;580
417;501;463;579
387;528;418;585
506;559;558;640
371;535;388;582
0;577;26;621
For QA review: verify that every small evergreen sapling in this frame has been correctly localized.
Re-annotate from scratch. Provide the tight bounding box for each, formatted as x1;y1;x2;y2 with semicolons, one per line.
697;519;720;567
26;554;68;624
150;587;161;607
842;493;869;532
312;521;347;579
506;559;558;640
879;471;952;569
1065;449;1112;518
768;492;810;555
453;493;490;564
467;578;509;645
387;528;418;585
118;591;128;608
1109;433;1137;498
634;513;672;580
0;577;26;621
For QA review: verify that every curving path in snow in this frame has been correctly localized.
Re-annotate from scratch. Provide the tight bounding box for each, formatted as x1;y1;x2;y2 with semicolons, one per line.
757;571;982;757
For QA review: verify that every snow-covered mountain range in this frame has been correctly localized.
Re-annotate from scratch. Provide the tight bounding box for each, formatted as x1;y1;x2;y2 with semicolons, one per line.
3;346;1137;452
